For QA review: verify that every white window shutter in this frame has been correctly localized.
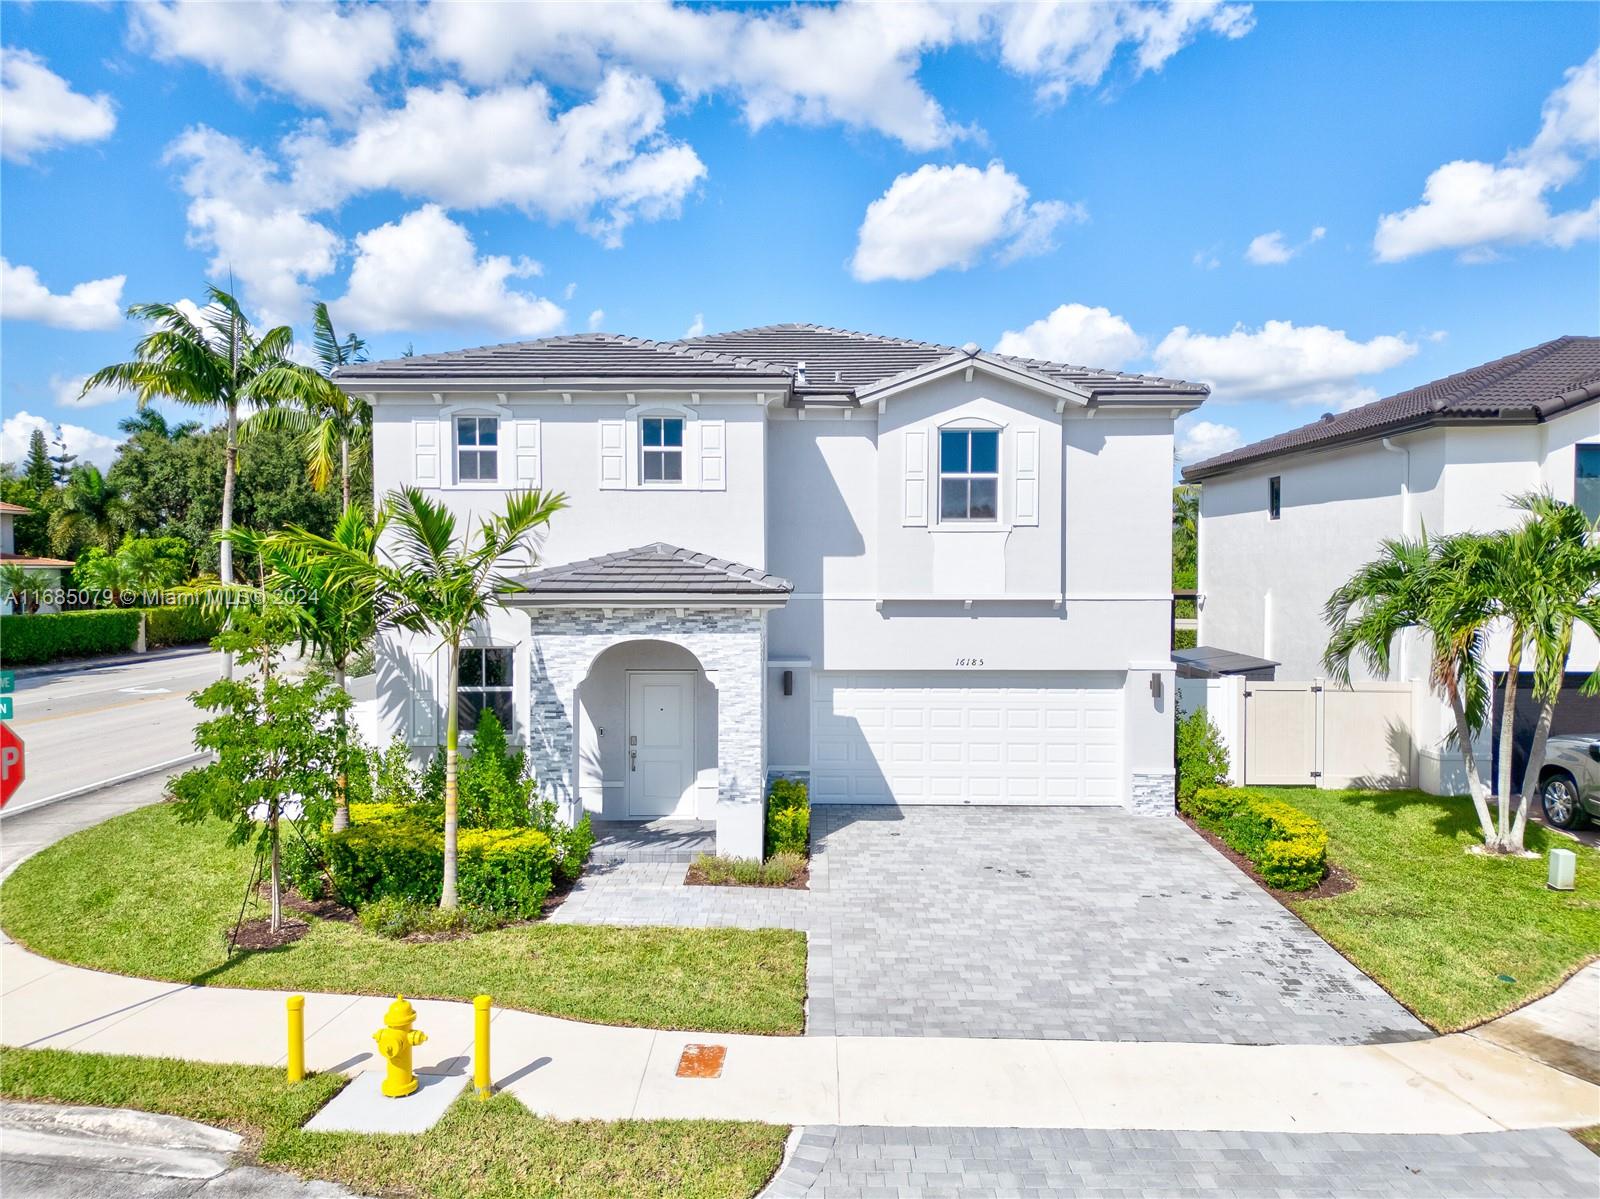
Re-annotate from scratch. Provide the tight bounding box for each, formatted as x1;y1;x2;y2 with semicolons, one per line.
407;650;439;746
414;419;440;487
1014;426;1039;526
515;418;541;488
698;419;726;490
598;420;625;489
902;429;928;526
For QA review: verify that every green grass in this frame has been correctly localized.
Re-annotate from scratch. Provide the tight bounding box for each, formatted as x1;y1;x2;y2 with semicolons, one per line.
1571;1126;1600;1157
0;1047;786;1199
0;804;806;1035
1274;788;1600;1031
688;852;807;887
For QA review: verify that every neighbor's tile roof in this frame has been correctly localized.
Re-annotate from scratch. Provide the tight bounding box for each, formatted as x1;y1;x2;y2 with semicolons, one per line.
336;324;1205;400
1184;335;1600;481
1;553;73;567
0;501;35;515
514;543;793;598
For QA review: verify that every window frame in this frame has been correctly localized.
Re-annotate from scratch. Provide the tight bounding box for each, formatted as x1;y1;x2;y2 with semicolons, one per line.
639;415;686;486
1576;444;1600;525
457;644;516;736
1268;475;1282;521
454;414;500;486
937;425;1002;525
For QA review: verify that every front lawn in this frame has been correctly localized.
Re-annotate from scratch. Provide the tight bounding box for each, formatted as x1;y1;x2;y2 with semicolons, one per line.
0;804;806;1035
1277;788;1600;1031
0;1047;787;1199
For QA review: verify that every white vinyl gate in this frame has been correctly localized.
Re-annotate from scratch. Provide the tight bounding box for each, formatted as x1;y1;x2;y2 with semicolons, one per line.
1241;680;1416;788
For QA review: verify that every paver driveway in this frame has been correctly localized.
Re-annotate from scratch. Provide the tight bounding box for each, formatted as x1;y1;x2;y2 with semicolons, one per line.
807;806;1428;1044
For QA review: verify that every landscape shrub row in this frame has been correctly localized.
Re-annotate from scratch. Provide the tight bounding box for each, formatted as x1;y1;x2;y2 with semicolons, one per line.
0;605;224;666
142;605;225;649
1180;786;1329;890
765;777;809;857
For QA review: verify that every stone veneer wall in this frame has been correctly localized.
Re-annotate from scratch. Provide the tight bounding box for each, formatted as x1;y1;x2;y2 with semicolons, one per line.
527;607;767;853
1129;769;1176;817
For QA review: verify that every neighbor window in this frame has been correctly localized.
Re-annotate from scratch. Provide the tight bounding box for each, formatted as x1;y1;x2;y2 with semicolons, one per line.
939;427;999;522
1577;445;1600;524
456;416;498;482
641;416;684;483
458;646;514;732
1268;475;1282;520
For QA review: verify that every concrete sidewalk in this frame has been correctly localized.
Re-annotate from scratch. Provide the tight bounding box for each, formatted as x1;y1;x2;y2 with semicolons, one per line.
3;939;1596;1136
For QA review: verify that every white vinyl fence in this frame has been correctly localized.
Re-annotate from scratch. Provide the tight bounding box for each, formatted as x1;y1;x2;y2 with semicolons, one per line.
1179;676;1419;790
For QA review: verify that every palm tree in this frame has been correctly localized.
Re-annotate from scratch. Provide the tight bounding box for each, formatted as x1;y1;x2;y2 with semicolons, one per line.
261;508;383;831
51;464;123;555
1483;493;1600;850
79;538;187;648
1323;531;1499;845
245;303;370;512
1;565;47;614
321;486;566;907
117;409;201;440
81;286;295;588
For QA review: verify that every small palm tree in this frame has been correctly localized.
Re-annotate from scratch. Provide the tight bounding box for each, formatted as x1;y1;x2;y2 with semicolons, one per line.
1324;531;1498;844
82;286;295;586
1;565;47;614
321;487;566;907
117;409;201;440
50;464;124;555
245;303;371;512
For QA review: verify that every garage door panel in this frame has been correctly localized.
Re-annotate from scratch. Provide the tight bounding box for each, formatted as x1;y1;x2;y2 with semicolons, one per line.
810;672;1124;806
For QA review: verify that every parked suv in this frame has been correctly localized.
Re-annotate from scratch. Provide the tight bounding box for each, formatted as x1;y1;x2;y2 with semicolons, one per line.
1538;734;1600;829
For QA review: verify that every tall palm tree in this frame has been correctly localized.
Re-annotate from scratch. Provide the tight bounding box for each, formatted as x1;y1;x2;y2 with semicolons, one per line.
81;286;295;587
245;302;371;512
1484;493;1600;849
1324;531;1498;844
321;486;566;907
117;409;201;440
261;508;383;831
50;464;124;555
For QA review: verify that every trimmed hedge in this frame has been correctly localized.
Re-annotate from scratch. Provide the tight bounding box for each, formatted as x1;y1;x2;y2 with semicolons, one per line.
1181;786;1328;891
0;610;140;666
328;803;554;918
765;777;809;858
143;605;225;649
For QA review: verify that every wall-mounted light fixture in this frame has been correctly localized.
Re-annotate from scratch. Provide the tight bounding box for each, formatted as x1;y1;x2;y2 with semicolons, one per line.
782;670;794;697
1149;672;1162;700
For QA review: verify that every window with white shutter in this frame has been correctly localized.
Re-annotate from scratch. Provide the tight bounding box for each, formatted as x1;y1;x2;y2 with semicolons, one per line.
1013;426;1039;526
515;419;541;488
414;419;440;486
902;429;928;526
698;419;726;489
598;420;625;489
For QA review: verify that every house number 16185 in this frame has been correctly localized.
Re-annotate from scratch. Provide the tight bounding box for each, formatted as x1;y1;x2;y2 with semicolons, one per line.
955;657;985;667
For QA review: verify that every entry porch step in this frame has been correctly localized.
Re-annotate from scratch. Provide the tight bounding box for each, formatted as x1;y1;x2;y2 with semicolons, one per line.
589;819;717;864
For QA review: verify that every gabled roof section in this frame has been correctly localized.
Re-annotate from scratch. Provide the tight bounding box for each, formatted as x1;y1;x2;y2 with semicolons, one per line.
0;501;35;515
513;543;793;600
334;332;790;386
1184;335;1600;482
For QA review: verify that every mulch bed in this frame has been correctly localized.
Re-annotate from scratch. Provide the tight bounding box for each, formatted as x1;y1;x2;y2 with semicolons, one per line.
229;917;310;951
684;862;810;890
1181;814;1356;903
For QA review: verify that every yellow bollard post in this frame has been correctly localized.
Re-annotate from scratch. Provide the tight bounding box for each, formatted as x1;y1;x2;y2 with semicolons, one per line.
473;994;492;1100
286;995;305;1084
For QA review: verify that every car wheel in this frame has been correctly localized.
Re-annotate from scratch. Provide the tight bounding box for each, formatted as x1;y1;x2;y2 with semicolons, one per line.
1540;771;1586;830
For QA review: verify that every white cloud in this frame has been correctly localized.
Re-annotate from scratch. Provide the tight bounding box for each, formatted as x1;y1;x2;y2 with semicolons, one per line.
130;0;399;112
1192;247;1221;270
587;308;606;332
285;73;706;247
995;303;1145;368
165;127;340;328
1175;416;1244;464
52;373;127;410
1;259;125;330
1245;225;1325;265
1153;320;1417;406
332;205;564;337
852;162;1084;282
684;313;706;338
1;411;122;471
0;48;116;163
1375;50;1600;261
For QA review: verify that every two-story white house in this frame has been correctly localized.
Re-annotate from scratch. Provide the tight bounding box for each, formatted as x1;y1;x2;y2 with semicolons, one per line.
338;325;1208;858
1184;334;1600;793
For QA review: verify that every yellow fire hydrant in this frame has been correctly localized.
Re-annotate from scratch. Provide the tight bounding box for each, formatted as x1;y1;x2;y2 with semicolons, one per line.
373;995;428;1098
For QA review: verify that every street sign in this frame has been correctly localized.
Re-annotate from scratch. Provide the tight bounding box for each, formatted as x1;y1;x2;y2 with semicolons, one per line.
0;670;13;693
0;723;22;808
0;696;11;720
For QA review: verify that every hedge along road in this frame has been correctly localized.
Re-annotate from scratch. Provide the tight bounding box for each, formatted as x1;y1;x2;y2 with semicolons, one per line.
1;648;223;814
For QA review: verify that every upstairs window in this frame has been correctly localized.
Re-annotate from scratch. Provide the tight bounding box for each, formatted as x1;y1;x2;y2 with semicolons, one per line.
456;416;498;483
1268;475;1282;520
641;416;684;483
458;646;514;732
939;428;1000;522
1577;445;1600;524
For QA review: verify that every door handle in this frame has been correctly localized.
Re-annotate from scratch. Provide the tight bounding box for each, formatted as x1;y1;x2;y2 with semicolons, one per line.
630;750;637;772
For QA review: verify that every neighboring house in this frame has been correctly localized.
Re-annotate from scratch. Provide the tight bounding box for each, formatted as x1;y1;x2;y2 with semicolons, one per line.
0;501;72;614
1183;334;1600;793
337;325;1207;858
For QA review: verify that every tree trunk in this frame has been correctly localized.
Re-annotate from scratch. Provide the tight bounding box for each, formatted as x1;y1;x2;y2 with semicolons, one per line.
1444;672;1496;844
1512;620;1572;850
269;814;282;933
441;640;461;910
1494;630;1523;849
220;400;239;681
340;435;351;514
331;664;350;833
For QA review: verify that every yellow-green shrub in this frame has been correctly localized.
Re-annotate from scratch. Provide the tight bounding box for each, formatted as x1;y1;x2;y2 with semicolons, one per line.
1181;786;1328;891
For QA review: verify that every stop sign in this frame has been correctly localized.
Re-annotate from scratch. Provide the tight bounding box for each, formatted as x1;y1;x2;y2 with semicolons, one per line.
0;724;23;808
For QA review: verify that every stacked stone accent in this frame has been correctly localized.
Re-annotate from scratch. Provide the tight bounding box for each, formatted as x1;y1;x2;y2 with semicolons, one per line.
1129;768;1177;816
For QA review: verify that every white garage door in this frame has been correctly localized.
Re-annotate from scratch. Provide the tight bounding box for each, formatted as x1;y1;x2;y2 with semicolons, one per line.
810;672;1124;805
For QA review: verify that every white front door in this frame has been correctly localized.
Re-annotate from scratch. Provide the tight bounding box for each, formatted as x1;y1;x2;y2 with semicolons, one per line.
626;671;697;818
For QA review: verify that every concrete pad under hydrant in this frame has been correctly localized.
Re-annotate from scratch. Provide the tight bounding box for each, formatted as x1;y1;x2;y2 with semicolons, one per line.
303;1071;468;1134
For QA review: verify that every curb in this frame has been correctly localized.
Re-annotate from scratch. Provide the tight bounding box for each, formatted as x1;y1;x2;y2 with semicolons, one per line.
0;752;207;821
3;646;215;681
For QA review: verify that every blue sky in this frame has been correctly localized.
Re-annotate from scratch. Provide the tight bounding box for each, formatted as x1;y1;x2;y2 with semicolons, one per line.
2;1;1596;472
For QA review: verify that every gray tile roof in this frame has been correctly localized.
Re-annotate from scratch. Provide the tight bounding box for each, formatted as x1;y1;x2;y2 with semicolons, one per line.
336;323;1206;401
1184;335;1600;481
514;543;793;598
